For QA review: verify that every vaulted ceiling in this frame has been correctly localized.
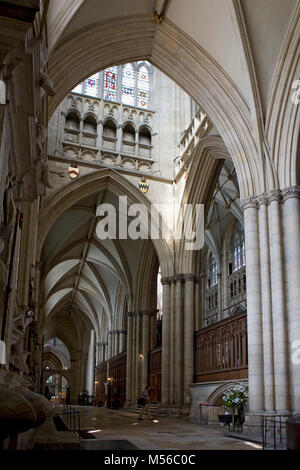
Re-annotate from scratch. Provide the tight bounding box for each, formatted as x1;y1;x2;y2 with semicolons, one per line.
47;0;298;117
205;160;243;262
41;190;146;341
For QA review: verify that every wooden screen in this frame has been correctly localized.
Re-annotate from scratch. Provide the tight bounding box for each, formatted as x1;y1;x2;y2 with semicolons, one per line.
108;352;127;408
95;352;127;408
95;361;107;406
149;347;162;403
195;313;248;383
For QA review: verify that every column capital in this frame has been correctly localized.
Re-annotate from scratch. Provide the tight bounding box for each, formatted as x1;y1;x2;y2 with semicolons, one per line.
195;272;206;282
282;185;300;202
242;186;300;210
184;273;195;282
150;309;159;316
241;196;259;211
268;189;282;204
161;277;171;286
141;309;158;316
256;193;269;206
176;274;185;283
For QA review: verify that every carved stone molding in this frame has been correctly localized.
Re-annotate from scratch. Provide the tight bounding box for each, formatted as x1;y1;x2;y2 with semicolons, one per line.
184;273;195;282
282;185;300;202
268;189;282;204
242;186;300;210
241;196;259;211
256;193;269;206
161;277;171;286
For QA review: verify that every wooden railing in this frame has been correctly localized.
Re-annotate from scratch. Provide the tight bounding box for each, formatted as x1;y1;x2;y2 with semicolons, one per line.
195;313;248;383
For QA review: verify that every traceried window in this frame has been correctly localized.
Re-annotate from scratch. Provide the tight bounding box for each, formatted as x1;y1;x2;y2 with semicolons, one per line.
122;64;135;106
84;73;99;97
232;223;245;272
137;65;150;109
208;253;218;288
104;66;118;101
71;62;152;107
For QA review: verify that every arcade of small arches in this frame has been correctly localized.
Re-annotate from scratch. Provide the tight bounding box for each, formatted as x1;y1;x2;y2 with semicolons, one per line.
0;0;299;450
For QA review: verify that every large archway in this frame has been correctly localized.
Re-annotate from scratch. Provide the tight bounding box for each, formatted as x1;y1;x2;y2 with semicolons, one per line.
37;168;174;278
48;17;263;199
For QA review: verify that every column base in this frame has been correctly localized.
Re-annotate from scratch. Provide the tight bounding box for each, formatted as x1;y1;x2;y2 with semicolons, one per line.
159;403;190;418
124;401;134;408
243;410;293;438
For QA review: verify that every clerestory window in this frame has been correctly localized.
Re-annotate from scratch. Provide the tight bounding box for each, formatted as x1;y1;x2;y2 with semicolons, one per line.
72;62;152;109
232;223;245;272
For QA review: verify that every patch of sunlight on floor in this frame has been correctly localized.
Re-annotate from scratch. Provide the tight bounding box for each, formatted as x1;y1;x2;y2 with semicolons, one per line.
243;441;263;449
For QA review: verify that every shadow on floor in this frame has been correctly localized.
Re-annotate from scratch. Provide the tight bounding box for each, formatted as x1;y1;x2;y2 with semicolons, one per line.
81;440;140;450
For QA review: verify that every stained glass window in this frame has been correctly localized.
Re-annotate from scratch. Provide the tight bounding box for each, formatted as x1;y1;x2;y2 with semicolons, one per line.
208;253;218;287
104;66;118;102
137;66;150;109
71;63;151;106
232;223;245;272
84;73;99;97
122;64;135;106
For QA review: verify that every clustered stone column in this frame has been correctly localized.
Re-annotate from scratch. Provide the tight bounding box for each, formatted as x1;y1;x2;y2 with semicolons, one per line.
96;342;106;364
85;330;95;395
119;330;127;353
161;274;196;413
125;309;157;406
183;274;195;406
105;329;127;360
125;313;133;404
242;186;300;420
107;330;113;359
161;278;171;405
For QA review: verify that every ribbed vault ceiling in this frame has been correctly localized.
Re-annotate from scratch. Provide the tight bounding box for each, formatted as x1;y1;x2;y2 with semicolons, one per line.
41;190;146;336
205;161;242;258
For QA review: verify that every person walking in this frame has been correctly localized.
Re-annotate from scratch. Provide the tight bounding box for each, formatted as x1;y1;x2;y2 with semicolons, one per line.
137;385;152;421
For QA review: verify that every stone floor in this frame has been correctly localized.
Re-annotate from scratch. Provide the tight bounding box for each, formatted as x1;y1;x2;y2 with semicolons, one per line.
40;406;263;451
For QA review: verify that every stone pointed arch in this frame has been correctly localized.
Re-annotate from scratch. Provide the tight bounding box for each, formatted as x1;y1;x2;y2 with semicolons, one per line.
176;136;225;274
48;15;267;198
207;381;248;406
266;2;300;189
38;168;174;277
134;239;159;312
47;0;85;53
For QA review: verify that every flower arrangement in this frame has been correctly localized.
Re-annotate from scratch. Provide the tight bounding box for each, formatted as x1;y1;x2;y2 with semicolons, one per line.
222;385;248;409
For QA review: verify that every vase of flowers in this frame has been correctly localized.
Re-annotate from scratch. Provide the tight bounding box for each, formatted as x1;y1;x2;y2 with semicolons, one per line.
222;385;248;432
